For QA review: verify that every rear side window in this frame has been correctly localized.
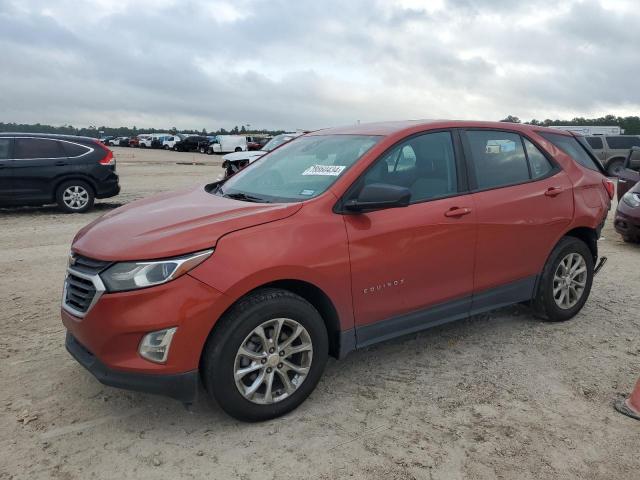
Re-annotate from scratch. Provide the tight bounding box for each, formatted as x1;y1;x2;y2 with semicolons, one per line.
586;137;603;149
523;139;553;179
14;138;66;159
0;138;11;159
539;132;601;172
605;136;640;149
465;131;529;189
61;142;91;157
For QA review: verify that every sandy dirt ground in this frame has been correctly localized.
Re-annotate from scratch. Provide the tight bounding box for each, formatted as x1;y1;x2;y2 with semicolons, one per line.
1;147;639;479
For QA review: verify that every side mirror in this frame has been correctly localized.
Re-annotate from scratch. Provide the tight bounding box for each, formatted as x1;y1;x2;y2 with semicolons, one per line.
345;183;411;213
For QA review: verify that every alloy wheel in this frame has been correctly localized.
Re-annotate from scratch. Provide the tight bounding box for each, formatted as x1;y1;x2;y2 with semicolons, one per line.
62;186;90;210
553;252;587;309
234;318;313;405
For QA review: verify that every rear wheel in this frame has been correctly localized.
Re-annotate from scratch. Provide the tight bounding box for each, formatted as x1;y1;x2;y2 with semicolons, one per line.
202;288;328;421
235;147;242;152
532;237;594;322
607;158;625;177
56;180;94;213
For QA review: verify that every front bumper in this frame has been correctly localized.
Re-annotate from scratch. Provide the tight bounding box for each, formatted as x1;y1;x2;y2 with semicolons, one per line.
614;206;640;239
66;332;199;403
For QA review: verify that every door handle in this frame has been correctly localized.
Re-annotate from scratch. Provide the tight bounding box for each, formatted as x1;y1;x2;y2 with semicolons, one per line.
55;161;69;166
444;207;472;217
544;187;564;197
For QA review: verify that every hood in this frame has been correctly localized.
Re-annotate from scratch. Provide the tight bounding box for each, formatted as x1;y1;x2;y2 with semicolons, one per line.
222;150;266;163
72;185;302;261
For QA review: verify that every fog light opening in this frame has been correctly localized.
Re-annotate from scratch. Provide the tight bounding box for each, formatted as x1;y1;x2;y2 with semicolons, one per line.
139;327;177;363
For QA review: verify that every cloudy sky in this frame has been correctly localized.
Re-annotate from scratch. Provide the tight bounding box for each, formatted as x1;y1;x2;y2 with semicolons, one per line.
1;0;639;131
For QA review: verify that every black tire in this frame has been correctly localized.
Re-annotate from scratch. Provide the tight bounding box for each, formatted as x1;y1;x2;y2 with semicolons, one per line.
173;146;179;152
623;235;639;244
199;147;206;154
163;145;169;150
206;148;213;155
606;158;625;177
202;288;328;421
234;147;242;152
531;236;594;322
55;180;94;213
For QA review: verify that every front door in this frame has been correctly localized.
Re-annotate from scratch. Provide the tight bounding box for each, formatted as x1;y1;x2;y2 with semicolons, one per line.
343;130;477;344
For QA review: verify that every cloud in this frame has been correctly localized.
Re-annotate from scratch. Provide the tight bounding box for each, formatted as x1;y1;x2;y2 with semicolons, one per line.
0;0;638;130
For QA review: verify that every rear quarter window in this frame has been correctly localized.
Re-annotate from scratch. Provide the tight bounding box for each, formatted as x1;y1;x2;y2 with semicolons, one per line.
62;142;91;157
539;132;602;173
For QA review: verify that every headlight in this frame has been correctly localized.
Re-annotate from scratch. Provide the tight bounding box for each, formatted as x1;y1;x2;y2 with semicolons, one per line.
622;191;640;208
100;249;213;292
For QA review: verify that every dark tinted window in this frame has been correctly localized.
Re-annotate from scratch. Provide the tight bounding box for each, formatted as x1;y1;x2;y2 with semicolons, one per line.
524;139;553;179
466;131;529;189
586;137;603;149
362;131;457;203
539;132;601;172
14;138;66;159
605;136;640;149
0;138;11;159
62;141;91;157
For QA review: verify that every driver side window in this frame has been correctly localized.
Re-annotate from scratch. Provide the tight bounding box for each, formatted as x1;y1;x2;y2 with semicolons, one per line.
362;131;458;203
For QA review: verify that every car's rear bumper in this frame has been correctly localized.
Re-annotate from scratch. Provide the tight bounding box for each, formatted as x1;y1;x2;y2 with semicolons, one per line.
66;332;199;403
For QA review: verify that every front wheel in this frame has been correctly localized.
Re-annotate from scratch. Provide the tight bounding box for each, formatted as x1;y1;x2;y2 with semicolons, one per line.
532;237;594;322
234;147;242;152
202;288;328;421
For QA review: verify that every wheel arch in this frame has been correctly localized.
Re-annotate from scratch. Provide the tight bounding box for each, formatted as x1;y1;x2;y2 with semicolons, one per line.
53;175;97;200
563;226;598;261
200;279;345;366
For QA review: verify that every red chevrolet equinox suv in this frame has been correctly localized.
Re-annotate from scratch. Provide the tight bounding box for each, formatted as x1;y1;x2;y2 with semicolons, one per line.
62;121;613;421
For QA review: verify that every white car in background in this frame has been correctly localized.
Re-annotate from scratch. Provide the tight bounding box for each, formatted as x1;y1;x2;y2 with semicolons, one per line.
137;134;153;148
220;132;304;178
162;135;183;150
206;135;248;154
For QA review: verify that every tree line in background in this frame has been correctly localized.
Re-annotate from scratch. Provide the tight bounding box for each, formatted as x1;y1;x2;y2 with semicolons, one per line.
2;115;640;136
0;122;286;138
500;114;640;134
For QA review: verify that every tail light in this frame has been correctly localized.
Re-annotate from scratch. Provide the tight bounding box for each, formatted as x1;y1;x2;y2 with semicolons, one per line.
94;140;116;166
603;178;615;200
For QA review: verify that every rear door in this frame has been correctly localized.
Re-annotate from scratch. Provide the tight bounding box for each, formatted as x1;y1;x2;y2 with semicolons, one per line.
617;148;640;199
0;137;14;202
461;129;573;310
12;137;70;201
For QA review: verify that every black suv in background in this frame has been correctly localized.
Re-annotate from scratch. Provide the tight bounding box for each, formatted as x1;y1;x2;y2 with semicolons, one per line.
173;135;209;152
0;133;120;213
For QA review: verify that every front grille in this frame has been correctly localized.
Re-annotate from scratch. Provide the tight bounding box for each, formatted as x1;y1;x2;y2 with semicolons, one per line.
63;255;110;317
65;273;98;313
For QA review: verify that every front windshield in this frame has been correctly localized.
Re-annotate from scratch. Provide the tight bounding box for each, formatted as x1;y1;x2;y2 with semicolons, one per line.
219;134;381;203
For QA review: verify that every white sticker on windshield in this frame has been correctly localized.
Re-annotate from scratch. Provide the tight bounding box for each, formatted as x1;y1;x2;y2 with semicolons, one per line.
302;165;346;176
300;189;315;196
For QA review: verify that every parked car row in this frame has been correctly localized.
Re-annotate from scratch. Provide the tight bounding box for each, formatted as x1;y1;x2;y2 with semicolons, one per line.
101;133;272;154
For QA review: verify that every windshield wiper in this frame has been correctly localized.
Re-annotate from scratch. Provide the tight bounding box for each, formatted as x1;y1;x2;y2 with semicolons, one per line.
223;192;270;203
